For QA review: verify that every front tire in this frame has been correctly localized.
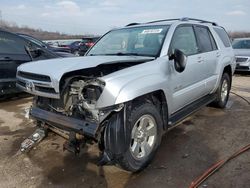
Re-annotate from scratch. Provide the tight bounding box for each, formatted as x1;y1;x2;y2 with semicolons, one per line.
212;73;231;108
116;102;163;172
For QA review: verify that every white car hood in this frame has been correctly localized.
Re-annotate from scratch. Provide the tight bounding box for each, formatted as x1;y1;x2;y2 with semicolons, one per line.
18;55;153;81
234;49;250;57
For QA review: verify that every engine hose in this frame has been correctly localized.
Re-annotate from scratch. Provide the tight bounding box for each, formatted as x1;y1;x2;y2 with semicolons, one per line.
189;143;250;188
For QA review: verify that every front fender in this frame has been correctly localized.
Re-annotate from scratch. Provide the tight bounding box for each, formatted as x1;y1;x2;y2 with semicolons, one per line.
115;74;166;104
96;73;167;109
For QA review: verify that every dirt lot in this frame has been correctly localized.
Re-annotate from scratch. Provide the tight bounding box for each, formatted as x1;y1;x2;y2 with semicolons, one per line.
0;74;249;188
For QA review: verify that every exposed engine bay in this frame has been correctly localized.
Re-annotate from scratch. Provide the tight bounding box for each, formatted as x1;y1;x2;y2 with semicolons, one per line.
35;77;105;123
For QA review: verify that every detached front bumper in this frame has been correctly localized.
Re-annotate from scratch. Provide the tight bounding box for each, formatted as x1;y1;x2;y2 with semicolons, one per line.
30;107;99;138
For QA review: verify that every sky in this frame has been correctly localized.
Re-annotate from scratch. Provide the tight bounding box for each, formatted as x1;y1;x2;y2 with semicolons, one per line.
0;0;250;35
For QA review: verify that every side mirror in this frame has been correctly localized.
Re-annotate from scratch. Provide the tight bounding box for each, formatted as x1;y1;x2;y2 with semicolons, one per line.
169;49;187;73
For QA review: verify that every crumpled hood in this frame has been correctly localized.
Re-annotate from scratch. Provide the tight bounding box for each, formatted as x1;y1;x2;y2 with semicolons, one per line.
234;49;250;57
17;55;153;81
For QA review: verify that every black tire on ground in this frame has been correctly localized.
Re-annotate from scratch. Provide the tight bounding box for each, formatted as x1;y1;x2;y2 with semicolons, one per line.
212;72;231;108
115;102;163;172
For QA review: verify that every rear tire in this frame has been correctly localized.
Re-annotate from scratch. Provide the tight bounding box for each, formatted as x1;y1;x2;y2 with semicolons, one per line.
212;73;231;108
116;102;163;172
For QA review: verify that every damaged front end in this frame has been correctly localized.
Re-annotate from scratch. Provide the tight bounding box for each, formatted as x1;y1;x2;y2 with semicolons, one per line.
24;75;127;163
16;55;154;165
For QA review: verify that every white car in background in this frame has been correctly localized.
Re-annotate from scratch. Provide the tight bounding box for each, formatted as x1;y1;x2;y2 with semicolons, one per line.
232;38;250;72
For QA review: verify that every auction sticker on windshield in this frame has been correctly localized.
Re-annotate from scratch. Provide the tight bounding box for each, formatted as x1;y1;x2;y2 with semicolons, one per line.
141;29;163;34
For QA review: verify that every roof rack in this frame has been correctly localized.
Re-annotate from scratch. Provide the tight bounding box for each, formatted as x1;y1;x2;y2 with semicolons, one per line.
126;23;140;27
147;18;180;24
179;17;218;26
126;17;218;27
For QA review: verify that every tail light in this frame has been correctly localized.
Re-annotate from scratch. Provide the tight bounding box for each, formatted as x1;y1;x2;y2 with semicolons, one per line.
86;42;94;47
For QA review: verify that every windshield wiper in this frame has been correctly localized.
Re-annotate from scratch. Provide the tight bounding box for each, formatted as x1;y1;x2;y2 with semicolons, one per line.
88;52;139;56
88;52;155;57
111;52;140;56
115;52;140;56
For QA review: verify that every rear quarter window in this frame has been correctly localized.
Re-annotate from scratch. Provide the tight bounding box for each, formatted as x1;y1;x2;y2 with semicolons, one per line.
214;28;231;48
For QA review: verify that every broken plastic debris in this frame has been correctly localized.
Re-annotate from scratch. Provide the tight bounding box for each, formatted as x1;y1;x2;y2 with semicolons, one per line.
20;128;47;153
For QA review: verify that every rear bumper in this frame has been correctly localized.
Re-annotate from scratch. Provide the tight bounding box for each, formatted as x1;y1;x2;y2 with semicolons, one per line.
30;107;99;138
0;79;21;96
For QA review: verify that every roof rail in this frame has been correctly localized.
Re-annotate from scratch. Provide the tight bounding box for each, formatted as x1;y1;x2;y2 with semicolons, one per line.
126;17;218;27
126;23;141;27
146;18;180;24
180;17;218;26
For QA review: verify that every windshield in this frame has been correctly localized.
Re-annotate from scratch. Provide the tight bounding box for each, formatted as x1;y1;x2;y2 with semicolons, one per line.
87;25;169;57
232;39;250;49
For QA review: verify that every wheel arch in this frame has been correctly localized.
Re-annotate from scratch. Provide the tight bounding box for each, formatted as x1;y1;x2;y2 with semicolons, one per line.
223;65;232;88
128;90;169;130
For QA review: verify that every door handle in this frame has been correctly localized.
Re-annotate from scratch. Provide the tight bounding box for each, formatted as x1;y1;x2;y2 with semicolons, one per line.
0;57;13;61
197;56;204;63
216;52;221;57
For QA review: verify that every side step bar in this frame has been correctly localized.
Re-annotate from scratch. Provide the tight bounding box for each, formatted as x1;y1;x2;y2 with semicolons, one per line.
30;107;99;138
168;94;216;128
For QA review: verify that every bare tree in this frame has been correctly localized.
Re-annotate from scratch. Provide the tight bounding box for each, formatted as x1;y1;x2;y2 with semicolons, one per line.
0;18;96;40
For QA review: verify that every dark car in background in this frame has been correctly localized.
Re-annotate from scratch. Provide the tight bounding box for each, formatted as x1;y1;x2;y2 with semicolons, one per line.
0;29;64;97
58;40;81;55
79;37;100;56
18;34;72;55
232;38;250;72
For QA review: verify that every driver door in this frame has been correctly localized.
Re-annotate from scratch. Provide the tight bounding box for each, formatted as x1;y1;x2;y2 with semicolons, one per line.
169;25;207;113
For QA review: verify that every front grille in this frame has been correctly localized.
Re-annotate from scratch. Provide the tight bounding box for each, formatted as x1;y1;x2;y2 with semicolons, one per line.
236;57;248;63
236;65;249;70
18;71;51;82
35;86;57;94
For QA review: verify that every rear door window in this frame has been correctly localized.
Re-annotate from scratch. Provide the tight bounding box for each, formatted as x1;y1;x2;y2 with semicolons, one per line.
214;28;231;47
194;26;217;53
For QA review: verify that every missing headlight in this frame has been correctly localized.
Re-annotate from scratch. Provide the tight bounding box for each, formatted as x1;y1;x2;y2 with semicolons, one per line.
83;85;102;103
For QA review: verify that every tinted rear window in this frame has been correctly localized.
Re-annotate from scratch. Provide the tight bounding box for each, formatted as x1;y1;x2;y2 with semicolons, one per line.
214;28;231;47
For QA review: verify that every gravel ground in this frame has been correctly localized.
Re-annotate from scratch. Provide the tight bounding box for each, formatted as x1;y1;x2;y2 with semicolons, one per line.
0;74;249;188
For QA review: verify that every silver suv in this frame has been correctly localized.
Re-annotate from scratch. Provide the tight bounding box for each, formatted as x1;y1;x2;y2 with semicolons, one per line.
17;18;236;172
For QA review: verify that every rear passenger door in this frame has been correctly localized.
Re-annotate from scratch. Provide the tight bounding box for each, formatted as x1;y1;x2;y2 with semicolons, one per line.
0;31;31;81
193;25;219;93
169;25;207;112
